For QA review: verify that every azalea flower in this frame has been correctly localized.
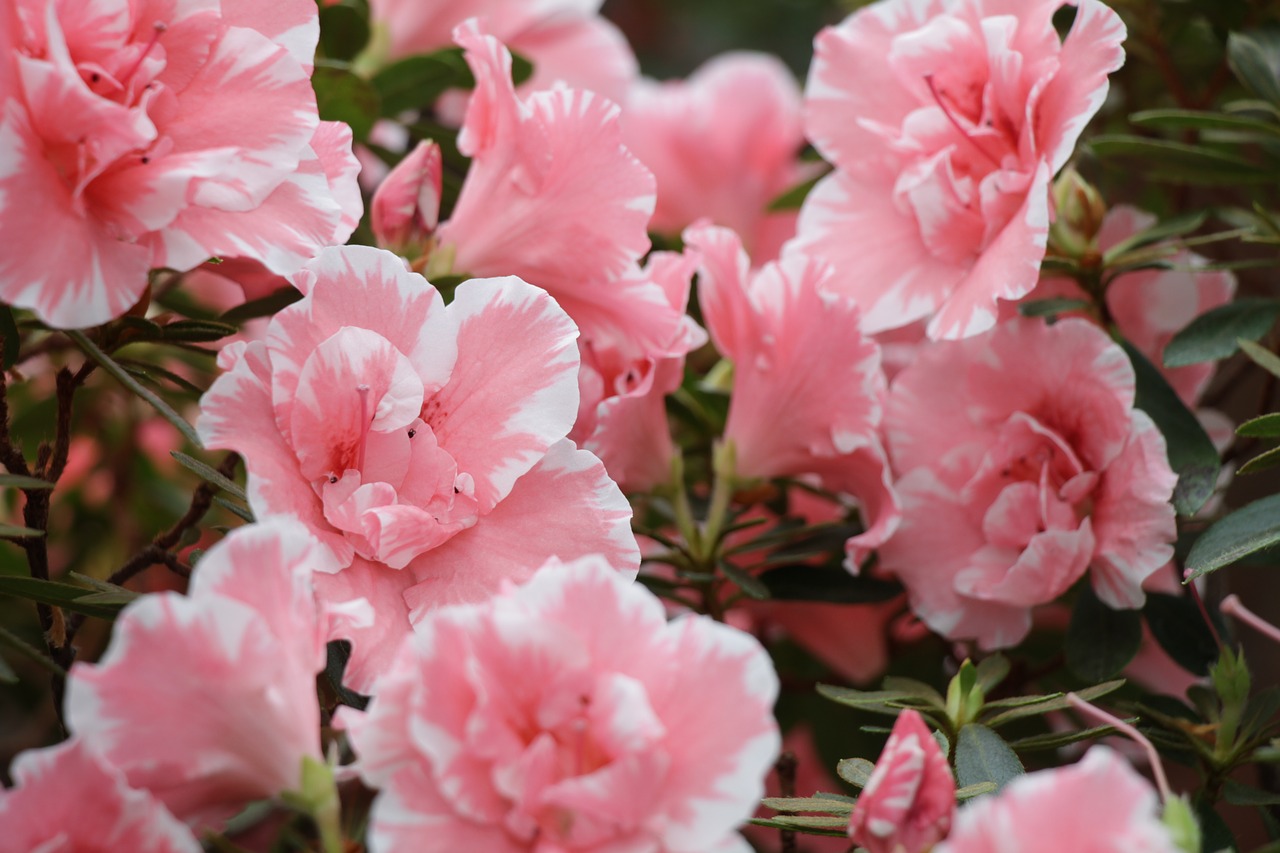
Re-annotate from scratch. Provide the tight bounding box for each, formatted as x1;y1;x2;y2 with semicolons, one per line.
792;0;1127;339
0;0;360;328
343;556;781;853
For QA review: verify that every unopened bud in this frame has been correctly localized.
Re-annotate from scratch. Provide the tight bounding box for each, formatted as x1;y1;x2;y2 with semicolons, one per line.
371;140;443;259
1050;168;1108;256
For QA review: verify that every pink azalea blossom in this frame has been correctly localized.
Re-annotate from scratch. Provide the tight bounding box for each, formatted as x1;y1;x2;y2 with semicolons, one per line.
848;710;955;853
368;0;635;106
1018;205;1236;406
0;0;361;328
0;739;201;853
686;223;900;558
65;520;362;828
343;556;780;853
937;746;1179;853
622;52;809;262
793;0;1127;339
879;317;1177;648
198;245;639;692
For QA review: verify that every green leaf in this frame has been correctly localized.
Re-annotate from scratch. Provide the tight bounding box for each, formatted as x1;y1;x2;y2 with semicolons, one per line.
214;496;255;523
312;63;380;140
975;654;1011;693
767;170;828;212
0;576;126;620
1240;445;1280;476
981;680;1125;727
0;624;65;677
1238;413;1280;438
1225;779;1280;807
219;287;303;324
836;757;874;788
0;523;44;538
760;796;852;814
0;305;19;370
719;561;770;601
756;565;902;603
1017;297;1091;319
955;724;1024;793
1144;593;1219;676
1163;299;1280;367
1185;493;1280;580
67;329;202;448
1125;341;1220;516
1229;33;1280;105
318;3;370;62
1130;108;1280;138
0;652;16;684
956;781;998;800
1007;723;1122;752
1240;338;1280;379
159;319;239;344
816;684;942;717
171;451;246;502
116;360;205;396
371;49;474;116
1103;211;1208;262
1066;586;1143;682
748;817;847;837
882;676;947;709
0;474;53;490
1089;135;1271;185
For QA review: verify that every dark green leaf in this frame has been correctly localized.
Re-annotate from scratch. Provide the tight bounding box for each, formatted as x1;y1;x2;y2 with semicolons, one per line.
213;496;255;523
1240;445;1280;476
318;4;370;62
836;757;873;788
756;565;902;603
1186;493;1280;580
981;680;1125;727
975;654;1011;693
371;49;474;116
0;523;44;538
1144;593;1219;676
748;817;847;837
1239;413;1280;438
881;676;946;709
1125;341;1220;516
719;561;770;600
1229;33;1280;105
115;360;204;396
1130;108;1280;138
1066;586;1143;682
1007;723;1121;751
160;319;239;344
0;305;19;370
1017;297;1090;319
67;330;202;447
312;63;380;140
0;577;126;620
0;652;16;684
760;796;852;814
0;625;64;677
509;51;534;86
0;474;53;490
1104;211;1208;261
1163;299;1280;367
1089;135;1271;185
1196;796;1237;853
1240;338;1280;378
1225;779;1280;807
219;287;303;324
955;724;1024;792
171;452;246;502
767;170;828;212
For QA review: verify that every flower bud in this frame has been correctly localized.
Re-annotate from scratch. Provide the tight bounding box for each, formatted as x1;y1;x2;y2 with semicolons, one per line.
848;709;956;853
371;140;442;258
1050;168;1108;256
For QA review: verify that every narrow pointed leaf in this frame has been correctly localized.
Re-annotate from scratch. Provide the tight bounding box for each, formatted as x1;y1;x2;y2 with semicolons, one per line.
1164;299;1280;367
1185;493;1280;580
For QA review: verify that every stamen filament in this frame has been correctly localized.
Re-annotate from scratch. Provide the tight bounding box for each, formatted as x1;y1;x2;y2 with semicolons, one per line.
1221;594;1280;646
1067;692;1172;802
119;22;167;88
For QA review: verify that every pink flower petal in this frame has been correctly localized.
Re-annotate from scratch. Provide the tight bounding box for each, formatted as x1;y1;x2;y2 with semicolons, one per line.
218;0;319;70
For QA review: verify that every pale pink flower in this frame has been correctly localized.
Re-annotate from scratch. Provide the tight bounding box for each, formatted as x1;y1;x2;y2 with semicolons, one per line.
0;0;360;328
368;0;636;106
198;245;638;692
371;140;442;256
937;746;1179;853
1018;205;1236;406
792;0;1127;339
0;739;201;853
686;223;900;558
343;556;780;853
849;710;955;853
65;520;361;828
622;52;808;262
879;317;1177;648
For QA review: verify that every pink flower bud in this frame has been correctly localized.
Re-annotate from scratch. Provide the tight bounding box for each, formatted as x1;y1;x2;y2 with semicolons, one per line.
371;140;442;256
848;709;956;853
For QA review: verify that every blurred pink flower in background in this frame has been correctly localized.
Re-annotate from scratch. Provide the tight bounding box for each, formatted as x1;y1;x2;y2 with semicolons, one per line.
199;246;638;691
793;0;1127;339
936;746;1179;853
622;52;809;262
0;0;360;327
344;556;780;853
879;318;1177;648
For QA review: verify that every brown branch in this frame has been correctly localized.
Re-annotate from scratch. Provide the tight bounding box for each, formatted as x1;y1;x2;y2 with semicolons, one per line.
776;751;799;853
